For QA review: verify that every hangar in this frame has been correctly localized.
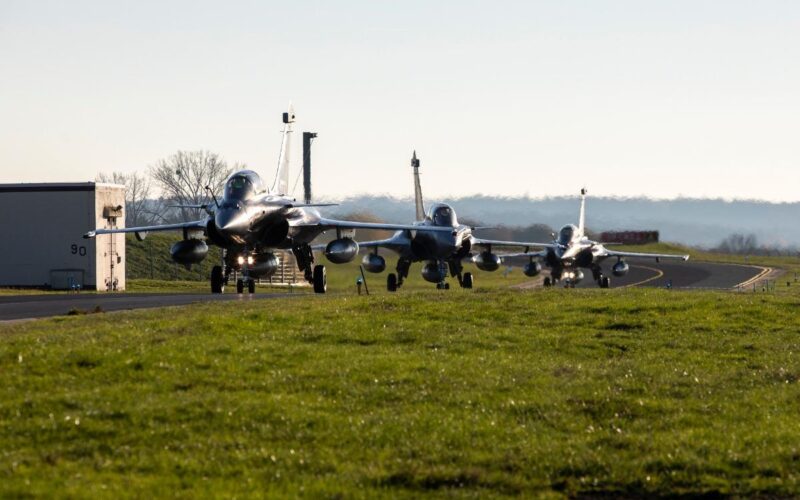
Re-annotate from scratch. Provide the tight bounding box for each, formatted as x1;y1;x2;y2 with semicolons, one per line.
0;183;126;291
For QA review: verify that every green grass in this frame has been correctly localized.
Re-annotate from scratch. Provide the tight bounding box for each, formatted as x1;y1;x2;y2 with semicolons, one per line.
3;288;800;497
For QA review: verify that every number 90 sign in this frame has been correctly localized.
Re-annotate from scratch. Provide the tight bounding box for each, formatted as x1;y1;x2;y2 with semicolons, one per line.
71;244;87;256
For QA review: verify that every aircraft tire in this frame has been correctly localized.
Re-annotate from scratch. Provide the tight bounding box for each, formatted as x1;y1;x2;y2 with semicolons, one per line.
248;279;256;294
313;265;327;294
211;266;225;294
462;272;473;289
445;283;450;290
236;279;244;294
600;276;611;289
543;277;552;287
387;273;398;292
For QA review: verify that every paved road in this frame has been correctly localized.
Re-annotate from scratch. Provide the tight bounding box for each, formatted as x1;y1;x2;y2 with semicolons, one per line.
0;292;296;322
507;258;767;290
0;261;769;322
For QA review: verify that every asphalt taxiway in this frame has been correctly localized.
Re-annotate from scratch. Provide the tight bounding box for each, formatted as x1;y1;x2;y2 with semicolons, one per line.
0;261;772;322
509;258;769;290
0;292;296;322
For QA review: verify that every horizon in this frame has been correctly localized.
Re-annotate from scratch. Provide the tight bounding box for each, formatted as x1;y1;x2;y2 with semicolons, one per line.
1;1;799;201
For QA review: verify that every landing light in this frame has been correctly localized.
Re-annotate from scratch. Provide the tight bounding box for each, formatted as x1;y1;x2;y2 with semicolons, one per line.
247;256;254;265
237;256;245;265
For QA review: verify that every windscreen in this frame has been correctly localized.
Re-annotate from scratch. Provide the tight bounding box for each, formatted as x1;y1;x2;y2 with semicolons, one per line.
432;206;457;226
224;175;255;200
558;225;575;245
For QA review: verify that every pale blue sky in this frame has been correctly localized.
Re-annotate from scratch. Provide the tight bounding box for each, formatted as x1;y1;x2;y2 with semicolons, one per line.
1;1;799;201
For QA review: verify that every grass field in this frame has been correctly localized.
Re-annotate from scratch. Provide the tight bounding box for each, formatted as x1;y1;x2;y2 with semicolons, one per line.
3;287;800;497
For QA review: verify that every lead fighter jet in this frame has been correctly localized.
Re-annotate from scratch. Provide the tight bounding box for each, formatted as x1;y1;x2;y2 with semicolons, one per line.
342;152;545;291
503;189;689;288
84;106;450;294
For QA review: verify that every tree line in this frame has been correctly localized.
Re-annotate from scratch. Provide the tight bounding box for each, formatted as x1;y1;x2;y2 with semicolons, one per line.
96;150;237;227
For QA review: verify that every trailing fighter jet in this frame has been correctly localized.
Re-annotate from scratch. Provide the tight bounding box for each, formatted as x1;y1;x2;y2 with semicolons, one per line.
501;189;689;288
83;106;451;294
337;152;544;291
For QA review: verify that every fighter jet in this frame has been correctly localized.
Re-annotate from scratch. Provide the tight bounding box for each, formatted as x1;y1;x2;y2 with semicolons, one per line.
84;107;451;294
338;152;544;291
500;189;689;288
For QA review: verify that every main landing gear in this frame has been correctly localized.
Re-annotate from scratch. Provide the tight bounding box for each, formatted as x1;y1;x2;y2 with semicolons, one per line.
211;249;232;294
293;243;327;294
211;265;226;294
449;259;473;290
386;258;411;292
591;264;611;288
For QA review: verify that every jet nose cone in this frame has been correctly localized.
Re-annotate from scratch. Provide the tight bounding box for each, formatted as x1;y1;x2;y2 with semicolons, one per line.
215;209;247;234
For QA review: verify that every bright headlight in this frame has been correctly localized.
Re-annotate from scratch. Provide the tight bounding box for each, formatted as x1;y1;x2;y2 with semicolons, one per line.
237;256;244;265
247;256;254;265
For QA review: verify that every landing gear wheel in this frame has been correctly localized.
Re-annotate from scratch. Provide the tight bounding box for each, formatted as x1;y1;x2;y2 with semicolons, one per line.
543;277;552;287
313;265;327;294
387;273;398;292
236;279;244;294
211;265;225;294
600;276;611;289
248;279;256;294
462;272;473;289
445;283;450;290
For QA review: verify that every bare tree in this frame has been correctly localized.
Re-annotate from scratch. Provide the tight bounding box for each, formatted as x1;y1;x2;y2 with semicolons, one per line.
716;233;758;255
150;151;234;221
96;171;153;227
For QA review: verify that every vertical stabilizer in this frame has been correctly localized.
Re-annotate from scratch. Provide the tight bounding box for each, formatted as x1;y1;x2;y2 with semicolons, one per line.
271;104;295;195
577;188;587;237
412;151;425;221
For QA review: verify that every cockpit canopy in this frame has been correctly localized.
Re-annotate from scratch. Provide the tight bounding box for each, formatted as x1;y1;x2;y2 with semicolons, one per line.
558;224;577;245
223;170;265;201
427;204;458;227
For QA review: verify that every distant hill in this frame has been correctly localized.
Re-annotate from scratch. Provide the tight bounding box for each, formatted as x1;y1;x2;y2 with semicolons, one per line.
320;195;800;248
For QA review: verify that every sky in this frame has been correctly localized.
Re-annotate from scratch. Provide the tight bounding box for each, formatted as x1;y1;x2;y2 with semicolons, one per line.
1;0;799;201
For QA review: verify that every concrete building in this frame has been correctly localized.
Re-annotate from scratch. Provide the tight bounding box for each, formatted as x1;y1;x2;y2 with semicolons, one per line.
0;183;126;290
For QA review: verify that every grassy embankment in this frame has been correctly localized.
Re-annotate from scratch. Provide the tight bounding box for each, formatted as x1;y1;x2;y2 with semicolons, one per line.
3;288;800;497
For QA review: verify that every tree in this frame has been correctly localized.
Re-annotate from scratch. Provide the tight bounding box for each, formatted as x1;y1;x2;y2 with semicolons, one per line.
150;151;235;221
716;233;758;255
95;171;153;227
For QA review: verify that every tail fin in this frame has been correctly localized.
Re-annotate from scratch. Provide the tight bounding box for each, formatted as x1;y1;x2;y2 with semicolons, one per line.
271;104;295;195
411;151;425;221
577;188;587;237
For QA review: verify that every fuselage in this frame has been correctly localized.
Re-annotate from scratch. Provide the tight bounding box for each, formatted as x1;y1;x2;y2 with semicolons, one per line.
387;203;470;261
546;224;607;270
208;170;325;250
